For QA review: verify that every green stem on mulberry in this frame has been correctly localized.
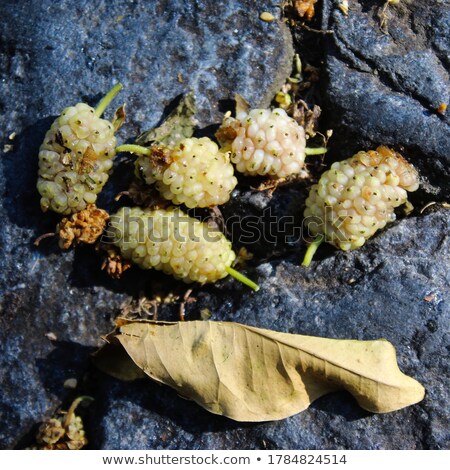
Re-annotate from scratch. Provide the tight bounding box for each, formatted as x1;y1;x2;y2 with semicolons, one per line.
95;83;123;117
116;144;152;155
226;266;260;291
63;396;94;428
304;147;328;156
302;234;324;267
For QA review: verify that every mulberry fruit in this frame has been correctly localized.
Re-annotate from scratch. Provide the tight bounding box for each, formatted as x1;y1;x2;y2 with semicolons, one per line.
216;108;326;178
108;206;258;289
116;137;238;208
302;146;419;266
37;83;123;214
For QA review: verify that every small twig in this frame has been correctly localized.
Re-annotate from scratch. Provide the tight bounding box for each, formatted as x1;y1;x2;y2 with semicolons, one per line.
63;396;94;429
300;23;334;34
115;190;130;201
150;300;159;320
34;232;56;246
179;288;193;321
420;201;450;214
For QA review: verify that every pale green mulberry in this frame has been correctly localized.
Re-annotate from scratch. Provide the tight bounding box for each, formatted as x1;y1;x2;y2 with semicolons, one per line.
117;137;238;208
37;83;122;214
108;206;258;289
302;146;419;265
216;108;322;178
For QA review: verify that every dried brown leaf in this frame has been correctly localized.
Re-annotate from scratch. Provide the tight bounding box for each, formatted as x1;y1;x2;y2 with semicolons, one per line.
97;320;425;422
112;104;126;132
234;93;250;116
136;93;197;148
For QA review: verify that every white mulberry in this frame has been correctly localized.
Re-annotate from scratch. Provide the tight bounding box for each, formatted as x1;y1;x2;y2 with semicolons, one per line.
37;84;122;214
118;137;238;208
216;108;310;178
302;146;419;264
109;206;258;289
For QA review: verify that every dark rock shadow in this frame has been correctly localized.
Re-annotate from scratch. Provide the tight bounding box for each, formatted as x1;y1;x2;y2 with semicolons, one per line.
11;341;97;449
35;340;95;399
84;369;262;450
2;117;60;233
310;392;371;422
84;369;372;449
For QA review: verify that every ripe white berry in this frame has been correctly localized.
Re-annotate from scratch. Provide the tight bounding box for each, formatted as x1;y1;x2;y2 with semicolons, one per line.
37;84;122;214
304;146;419;254
109;206;236;284
216;108;308;178
128;137;237;208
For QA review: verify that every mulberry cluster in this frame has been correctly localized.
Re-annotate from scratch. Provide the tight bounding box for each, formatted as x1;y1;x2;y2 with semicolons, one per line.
35;83;422;288
216;108;308;178
109;206;237;284
303;146;419;259
121;137;238;208
37;84;122;214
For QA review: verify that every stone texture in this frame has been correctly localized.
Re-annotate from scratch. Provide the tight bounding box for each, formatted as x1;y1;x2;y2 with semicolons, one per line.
0;0;293;449
88;208;450;450
0;0;449;451
0;0;293;135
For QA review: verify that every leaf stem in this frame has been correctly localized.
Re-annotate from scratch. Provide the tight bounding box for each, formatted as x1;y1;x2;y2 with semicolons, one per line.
95;83;123;117
226;266;259;291
116;144;152;155
302;235;324;267
305;147;328;156
63;396;94;428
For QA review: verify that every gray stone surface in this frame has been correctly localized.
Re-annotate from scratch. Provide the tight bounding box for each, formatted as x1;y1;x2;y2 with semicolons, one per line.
0;0;449;451
90;208;450;450
0;0;292;449
321;0;450;195
0;0;292;135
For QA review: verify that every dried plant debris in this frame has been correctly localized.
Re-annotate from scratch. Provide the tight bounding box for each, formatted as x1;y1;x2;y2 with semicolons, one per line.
34;204;109;249
437;103;447;115
119;291;180;320
274;55;324;137
115;178;169;209
292;101;322;137
29;396;92;450
112;104;126;132
98;244;132;279
294;0;319;21
135;93;198;149
338;1;349;16
378;0;401;33
57;204;109;249
96;320;425;422
279;1;319;22
420;201;450;214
